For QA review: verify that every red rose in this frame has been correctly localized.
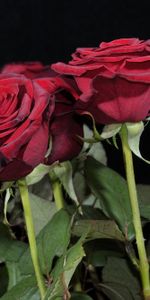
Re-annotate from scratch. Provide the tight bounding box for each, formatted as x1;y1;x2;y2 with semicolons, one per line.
45;77;83;164
0;71;55;181
52;38;150;124
0;63;83;181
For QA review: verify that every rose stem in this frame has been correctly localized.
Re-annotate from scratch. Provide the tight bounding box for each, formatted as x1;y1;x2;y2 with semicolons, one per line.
51;178;65;210
120;124;150;300
18;178;46;299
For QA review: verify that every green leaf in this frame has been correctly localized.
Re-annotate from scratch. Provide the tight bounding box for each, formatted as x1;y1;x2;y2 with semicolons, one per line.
137;184;150;220
72;219;125;241
0;264;9;297
44;239;85;300
85;156;134;240
0;224;27;263
102;257;141;300
52;161;79;206
0;224;27;289
100;283;134;300
6;261;23;290
19;209;71;275
64;241;85;285
85;239;124;267
29;192;56;236
73;172;96;205
29;176;52;201
0;276;40;300
75;205;108;220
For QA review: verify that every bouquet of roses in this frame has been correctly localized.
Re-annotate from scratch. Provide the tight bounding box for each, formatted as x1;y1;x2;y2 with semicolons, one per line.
1;38;150;300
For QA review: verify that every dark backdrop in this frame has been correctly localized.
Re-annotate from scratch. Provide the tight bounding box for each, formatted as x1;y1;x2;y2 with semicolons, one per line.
1;0;150;65
0;0;150;182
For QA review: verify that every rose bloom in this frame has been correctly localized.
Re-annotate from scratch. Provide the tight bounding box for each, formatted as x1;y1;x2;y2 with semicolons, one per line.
0;63;55;181
0;63;83;181
52;38;150;124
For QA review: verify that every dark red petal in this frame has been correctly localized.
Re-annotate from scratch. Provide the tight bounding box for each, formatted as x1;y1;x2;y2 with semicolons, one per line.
0;159;32;181
52;62;86;76
23;121;49;167
76;76;150;124
47;113;83;164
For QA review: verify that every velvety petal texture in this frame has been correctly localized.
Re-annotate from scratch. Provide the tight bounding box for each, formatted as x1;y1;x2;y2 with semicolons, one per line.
0;64;55;181
52;38;150;124
46;86;83;164
0;63;83;181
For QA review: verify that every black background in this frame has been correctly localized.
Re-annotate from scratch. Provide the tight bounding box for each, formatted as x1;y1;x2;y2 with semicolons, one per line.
0;0;150;182
1;0;150;65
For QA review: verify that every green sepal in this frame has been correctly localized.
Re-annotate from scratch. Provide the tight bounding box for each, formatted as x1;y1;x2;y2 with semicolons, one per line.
126;122;150;164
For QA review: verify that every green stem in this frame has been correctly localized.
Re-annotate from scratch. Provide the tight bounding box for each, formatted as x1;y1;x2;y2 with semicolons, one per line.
51;179;64;210
120;125;150;300
18;179;46;299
